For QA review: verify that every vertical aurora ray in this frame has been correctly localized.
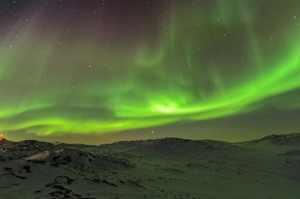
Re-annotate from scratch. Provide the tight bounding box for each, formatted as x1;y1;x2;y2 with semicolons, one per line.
0;0;299;140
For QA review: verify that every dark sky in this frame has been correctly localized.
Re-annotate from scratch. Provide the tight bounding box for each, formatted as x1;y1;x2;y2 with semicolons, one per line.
0;0;299;144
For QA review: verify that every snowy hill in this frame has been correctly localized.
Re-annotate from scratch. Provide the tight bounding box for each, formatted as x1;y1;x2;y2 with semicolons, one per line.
1;134;300;199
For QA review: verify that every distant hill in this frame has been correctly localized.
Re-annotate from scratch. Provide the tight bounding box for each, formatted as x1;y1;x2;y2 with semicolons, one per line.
257;133;300;144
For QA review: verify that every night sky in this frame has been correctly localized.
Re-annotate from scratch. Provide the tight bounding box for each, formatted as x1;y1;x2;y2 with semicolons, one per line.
0;0;299;144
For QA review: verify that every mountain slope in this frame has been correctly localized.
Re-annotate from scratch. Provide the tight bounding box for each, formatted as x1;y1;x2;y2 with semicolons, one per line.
1;134;300;199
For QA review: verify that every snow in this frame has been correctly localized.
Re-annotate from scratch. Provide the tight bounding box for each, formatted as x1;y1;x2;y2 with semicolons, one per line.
0;134;299;198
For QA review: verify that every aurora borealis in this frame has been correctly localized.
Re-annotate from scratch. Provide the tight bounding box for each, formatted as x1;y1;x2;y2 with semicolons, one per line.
0;0;299;144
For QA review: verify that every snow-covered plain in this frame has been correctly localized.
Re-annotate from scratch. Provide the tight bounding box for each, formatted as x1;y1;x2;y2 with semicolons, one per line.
0;133;299;199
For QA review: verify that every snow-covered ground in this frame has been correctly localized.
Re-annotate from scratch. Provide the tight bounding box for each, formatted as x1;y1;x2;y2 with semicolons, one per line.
0;134;299;199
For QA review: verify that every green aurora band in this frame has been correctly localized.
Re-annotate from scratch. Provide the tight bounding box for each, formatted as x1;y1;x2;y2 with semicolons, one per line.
0;0;299;137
